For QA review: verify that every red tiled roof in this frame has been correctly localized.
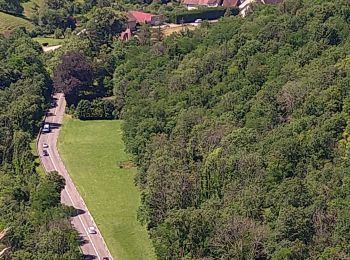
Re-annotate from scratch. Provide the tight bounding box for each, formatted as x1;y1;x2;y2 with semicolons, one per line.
183;0;218;6
222;0;240;7
263;0;283;4
128;11;156;23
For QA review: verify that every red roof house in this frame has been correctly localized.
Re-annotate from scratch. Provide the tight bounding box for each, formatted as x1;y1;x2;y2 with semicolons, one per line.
127;11;163;26
222;0;240;7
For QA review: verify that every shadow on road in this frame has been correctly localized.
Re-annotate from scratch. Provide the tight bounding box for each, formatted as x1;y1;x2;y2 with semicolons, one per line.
79;236;89;246
49;122;62;130
71;208;86;217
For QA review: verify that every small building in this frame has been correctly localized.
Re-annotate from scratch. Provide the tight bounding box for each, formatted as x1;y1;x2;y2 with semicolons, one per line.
183;0;220;9
222;0;240;7
128;11;164;27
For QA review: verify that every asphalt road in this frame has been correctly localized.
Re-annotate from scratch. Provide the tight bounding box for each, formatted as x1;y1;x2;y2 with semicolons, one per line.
38;93;112;260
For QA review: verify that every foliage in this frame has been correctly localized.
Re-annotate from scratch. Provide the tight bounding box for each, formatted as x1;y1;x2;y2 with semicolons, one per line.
170;6;239;24
0;29;80;259
53;51;93;105
75;98;116;120
113;0;350;258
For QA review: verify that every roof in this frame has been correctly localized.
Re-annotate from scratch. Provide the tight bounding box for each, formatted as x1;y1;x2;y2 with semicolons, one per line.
128;11;157;23
263;0;283;4
222;0;240;7
183;0;218;6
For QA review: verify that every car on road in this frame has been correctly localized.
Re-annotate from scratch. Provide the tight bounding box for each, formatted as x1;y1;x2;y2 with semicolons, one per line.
87;226;96;234
195;19;203;24
42;123;50;133
43;143;48;148
43;150;49;156
102;257;109;260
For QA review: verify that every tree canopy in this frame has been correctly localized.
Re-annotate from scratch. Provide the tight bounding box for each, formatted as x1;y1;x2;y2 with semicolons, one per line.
111;0;350;258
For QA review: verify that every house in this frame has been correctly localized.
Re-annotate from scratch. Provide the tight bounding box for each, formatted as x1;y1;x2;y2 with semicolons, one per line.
183;0;220;10
222;0;240;7
127;11;163;27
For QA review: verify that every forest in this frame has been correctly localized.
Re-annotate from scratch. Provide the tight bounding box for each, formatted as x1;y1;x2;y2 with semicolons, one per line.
0;31;81;259
2;0;350;259
111;0;350;258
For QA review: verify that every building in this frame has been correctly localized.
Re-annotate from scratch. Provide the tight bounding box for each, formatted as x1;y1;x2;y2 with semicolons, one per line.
127;11;163;27
183;0;220;10
222;0;240;7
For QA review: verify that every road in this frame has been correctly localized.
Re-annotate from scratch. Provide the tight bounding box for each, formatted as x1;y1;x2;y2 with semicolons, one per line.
38;93;112;260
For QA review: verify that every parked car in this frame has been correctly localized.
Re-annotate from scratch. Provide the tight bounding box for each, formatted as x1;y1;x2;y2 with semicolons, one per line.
88;226;96;234
43;143;48;148
195;19;203;24
43;150;49;156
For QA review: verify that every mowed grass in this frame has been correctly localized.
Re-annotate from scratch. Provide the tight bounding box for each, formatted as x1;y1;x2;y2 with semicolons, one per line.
0;11;34;34
33;37;64;46
58;117;155;260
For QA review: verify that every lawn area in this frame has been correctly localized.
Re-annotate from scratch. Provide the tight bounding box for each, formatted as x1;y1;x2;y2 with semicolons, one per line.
161;24;196;36
58;117;155;260
33;37;64;46
0;11;34;34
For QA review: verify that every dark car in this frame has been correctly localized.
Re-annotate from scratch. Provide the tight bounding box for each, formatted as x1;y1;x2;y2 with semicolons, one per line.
102;257;109;260
43;150;49;156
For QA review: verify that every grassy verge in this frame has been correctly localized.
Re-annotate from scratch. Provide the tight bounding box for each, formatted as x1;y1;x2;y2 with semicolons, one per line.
30;139;46;178
58;117;155;260
0;11;34;34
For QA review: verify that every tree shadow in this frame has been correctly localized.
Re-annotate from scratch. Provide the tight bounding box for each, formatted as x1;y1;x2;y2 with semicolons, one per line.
71;208;86;217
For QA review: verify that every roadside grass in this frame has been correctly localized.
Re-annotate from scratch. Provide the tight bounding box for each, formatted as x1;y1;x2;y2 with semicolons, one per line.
0;11;34;34
33;37;64;46
30;140;46;178
58;118;155;260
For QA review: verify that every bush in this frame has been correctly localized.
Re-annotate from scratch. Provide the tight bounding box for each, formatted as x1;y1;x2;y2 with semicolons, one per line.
75;99;116;120
170;7;239;24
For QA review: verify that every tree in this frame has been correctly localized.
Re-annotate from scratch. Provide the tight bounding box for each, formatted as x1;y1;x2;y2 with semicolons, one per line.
53;51;93;105
86;7;126;49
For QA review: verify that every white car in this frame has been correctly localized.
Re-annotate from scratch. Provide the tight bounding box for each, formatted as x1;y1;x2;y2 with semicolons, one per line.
42;143;48;148
88;226;96;234
195;19;203;24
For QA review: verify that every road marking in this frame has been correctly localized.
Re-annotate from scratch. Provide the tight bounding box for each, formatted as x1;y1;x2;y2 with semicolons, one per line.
41;94;101;260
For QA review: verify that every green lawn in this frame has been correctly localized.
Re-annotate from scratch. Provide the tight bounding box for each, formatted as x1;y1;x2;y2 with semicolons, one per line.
33;37;64;46
0;11;34;34
58;117;155;260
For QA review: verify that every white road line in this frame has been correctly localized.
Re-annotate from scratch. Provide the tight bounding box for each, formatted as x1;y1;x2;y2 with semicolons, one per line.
49;138;101;260
40;94;101;260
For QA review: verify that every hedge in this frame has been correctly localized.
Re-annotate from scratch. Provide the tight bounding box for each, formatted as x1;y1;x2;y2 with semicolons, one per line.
170;7;239;24
75;99;116;120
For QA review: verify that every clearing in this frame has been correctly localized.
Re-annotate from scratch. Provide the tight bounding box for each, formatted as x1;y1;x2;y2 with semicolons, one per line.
58;117;155;260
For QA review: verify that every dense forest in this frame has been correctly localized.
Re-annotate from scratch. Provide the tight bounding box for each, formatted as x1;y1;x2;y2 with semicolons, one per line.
0;30;81;259
110;0;350;258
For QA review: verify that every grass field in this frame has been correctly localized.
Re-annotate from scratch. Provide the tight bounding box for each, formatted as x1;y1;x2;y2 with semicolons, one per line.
33;37;64;46
0;11;34;34
161;24;196;36
58;117;155;260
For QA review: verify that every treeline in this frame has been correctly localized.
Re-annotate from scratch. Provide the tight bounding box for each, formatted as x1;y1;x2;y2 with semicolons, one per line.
0;30;81;259
111;0;350;258
0;0;23;15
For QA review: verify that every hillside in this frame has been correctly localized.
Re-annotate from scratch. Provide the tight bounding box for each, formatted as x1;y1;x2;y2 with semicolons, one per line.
0;11;34;34
112;0;350;258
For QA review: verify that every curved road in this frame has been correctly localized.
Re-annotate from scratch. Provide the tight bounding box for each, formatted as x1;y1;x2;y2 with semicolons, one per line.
38;93;112;260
